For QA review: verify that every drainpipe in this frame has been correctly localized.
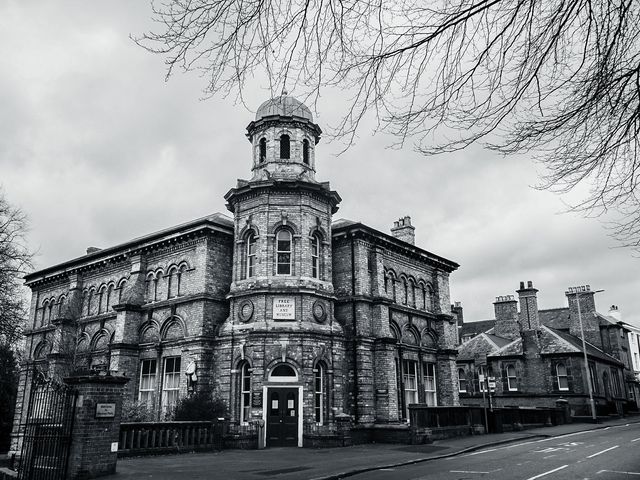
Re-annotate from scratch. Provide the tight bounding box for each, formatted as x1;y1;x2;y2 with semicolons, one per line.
350;236;359;422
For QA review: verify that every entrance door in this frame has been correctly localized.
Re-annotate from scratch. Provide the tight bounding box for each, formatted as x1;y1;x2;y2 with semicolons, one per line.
267;388;299;447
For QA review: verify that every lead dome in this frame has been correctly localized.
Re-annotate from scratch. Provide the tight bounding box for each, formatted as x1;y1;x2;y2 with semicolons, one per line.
255;94;313;122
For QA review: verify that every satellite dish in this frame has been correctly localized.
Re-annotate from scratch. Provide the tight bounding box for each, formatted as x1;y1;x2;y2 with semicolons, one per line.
185;361;196;375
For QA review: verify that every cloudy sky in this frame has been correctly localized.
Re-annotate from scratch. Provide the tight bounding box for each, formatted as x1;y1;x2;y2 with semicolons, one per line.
1;2;638;327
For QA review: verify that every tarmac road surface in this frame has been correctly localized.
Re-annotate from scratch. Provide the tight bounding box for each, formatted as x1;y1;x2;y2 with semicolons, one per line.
347;422;640;480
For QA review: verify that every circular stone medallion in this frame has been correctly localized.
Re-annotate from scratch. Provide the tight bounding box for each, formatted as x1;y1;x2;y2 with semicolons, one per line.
238;300;254;323
312;301;327;323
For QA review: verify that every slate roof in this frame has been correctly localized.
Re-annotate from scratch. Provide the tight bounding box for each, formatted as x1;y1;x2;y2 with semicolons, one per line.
459;324;623;366
457;333;501;361
548;326;622;364
539;308;570;330
460;320;495;339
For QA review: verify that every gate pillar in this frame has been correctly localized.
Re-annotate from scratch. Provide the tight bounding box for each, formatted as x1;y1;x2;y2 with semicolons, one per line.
63;374;129;480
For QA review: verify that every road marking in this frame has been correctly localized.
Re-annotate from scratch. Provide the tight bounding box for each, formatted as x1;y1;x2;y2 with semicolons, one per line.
465;447;499;456
587;445;619;458
525;465;568;480
450;470;491;474
631;437;640;442
597;470;640;476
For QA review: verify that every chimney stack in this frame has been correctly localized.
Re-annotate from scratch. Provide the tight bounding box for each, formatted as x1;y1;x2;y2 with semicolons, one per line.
390;216;415;245
566;285;601;349
494;295;520;339
517;280;540;331
608;305;621;322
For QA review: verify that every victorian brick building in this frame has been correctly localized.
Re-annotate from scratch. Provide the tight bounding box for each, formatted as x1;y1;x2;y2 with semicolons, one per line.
13;95;460;449
456;282;632;416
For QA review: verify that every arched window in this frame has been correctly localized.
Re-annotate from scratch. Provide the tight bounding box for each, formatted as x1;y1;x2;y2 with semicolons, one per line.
86;289;94;316
153;275;160;302
106;284;114;311
259;137;267;163
246;232;257;278
556;363;569;391
240;362;251;424
402;279;408;305
280;134;290;159
117;279;127;303
426;285;435;312
303;139;310;164
40;300;49;326
314;363;325;424
458;369;467;393
507;364;518;391
410;281;416;307
58;296;65;317
269;364;298;381
276;230;292;275
177;264;187;296
167;267;177;299
311;234;321;279
98;286;106;314
47;299;53;324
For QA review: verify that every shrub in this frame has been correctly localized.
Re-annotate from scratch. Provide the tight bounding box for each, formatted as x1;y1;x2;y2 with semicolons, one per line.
121;401;156;422
173;391;228;422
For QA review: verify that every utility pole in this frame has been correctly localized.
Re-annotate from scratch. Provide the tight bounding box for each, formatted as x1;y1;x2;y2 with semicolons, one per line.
568;285;603;422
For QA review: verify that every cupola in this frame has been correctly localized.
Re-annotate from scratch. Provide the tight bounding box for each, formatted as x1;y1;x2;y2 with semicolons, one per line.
246;92;322;182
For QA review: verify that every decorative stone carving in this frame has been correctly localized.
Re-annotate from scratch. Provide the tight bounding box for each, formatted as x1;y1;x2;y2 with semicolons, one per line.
238;300;254;322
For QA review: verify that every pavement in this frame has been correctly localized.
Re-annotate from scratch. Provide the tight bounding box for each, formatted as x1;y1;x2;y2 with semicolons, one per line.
103;416;640;480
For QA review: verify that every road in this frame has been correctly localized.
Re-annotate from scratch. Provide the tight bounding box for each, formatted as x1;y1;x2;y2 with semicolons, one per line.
348;422;640;479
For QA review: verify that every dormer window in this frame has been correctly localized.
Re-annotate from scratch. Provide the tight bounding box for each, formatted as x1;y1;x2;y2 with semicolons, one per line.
280;134;290;159
303;139;310;165
259;138;267;163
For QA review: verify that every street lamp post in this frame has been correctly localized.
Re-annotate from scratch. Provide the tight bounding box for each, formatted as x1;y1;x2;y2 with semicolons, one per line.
568;285;603;422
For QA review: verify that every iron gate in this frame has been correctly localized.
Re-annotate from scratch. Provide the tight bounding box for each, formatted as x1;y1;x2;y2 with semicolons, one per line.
18;369;77;480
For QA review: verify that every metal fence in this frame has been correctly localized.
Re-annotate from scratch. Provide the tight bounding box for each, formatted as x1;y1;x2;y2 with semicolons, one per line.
17;370;77;480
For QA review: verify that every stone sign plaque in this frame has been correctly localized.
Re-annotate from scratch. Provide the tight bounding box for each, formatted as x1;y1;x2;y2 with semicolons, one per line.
252;390;263;408
273;297;295;320
95;403;116;418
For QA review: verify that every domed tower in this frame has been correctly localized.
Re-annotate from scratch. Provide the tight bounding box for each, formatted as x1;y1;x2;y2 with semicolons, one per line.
247;94;321;183
219;94;344;447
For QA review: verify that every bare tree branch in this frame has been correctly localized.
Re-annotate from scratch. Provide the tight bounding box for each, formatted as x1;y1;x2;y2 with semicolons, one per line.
0;190;33;345
135;0;640;248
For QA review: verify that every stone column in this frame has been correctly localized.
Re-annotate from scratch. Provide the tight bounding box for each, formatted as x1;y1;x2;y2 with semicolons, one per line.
63;374;129;480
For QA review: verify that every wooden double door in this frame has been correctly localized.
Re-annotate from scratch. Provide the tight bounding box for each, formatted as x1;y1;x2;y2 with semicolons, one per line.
266;388;299;447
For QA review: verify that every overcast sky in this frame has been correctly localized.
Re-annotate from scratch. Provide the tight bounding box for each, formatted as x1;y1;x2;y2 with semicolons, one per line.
1;2;638;327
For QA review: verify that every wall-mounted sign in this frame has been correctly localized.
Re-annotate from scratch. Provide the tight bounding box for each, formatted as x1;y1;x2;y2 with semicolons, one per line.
95;403;116;418
252;390;263;408
273;297;295;320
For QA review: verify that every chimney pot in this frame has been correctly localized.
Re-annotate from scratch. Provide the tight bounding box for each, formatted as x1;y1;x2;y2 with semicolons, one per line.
527;280;533;288
519;281;525;290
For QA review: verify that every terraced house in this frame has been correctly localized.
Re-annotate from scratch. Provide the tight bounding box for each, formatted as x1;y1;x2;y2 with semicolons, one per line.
12;95;460;449
456;282;634;417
